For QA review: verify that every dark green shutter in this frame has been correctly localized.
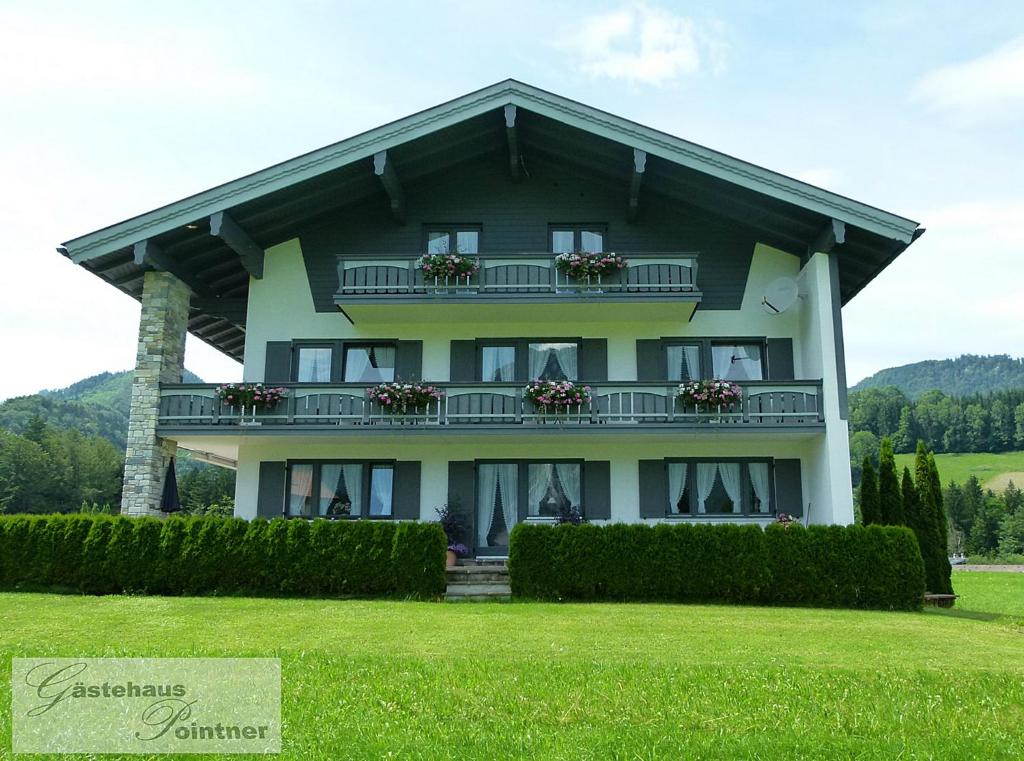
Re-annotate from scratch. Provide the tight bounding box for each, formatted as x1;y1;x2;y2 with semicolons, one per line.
636;339;664;381
449;341;476;382
766;338;795;380
257;461;286;517
579;339;608;381
394;341;423;381
774;459;803;517
392;461;421;520
638;460;667;518
583;461;611;519
448;461;476;548
264;342;292;383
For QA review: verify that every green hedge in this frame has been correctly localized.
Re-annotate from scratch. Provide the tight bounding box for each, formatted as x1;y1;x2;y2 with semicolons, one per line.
509;522;925;610
0;514;447;599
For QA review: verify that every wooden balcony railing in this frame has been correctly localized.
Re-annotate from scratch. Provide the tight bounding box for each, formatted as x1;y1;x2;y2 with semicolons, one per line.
335;253;700;299
157;381;825;430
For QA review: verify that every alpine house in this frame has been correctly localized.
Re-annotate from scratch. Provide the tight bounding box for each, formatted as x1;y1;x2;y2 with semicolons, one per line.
60;80;923;557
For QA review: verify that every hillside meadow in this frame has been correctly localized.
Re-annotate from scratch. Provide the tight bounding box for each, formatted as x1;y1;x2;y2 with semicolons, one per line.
895;449;1024;491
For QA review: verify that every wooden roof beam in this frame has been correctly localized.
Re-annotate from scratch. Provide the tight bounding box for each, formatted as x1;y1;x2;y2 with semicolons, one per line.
504;104;521;180
132;239;213;298
373;150;405;224
808;218;846;256
210;211;264;279
192;296;247;326
628;148;646;223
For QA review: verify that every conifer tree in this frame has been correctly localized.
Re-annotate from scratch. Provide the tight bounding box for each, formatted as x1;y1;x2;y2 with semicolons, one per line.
926;451;953;593
859;458;881;525
901;467;919;532
912;442;953;594
877;437;903;525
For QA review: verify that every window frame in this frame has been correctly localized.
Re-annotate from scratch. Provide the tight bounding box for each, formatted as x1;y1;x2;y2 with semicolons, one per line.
423;224;483;254
473;337;583;382
663;457;775;517
285;459;397;520
475;459;587;525
341;341;398;384
548;224;608;253
290;340;340;384
660;337;768;382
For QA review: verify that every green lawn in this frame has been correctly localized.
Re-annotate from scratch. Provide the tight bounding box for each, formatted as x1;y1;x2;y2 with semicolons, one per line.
895;449;1024;491
2;576;1023;760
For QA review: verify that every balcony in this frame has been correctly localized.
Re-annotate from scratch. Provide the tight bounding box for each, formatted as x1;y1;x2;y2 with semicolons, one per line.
334;253;701;323
157;380;824;437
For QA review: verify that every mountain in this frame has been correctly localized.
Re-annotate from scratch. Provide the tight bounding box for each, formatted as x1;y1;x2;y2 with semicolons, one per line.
0;369;202;450
852;355;1024;400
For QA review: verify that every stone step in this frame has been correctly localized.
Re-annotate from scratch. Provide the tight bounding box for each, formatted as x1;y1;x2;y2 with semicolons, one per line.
446;567;509;584
445;582;512;600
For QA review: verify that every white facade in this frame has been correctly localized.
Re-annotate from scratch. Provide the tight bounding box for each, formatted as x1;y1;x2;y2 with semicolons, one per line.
167;238;854;530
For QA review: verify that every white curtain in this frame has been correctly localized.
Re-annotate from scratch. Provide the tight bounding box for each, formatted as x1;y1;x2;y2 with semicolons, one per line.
476;465;499;546
298;348;331;383
497;464;518;538
668;463;689;514
288;464;314;516
667;345;701;381
528;463;554;515
696;463;717;515
344;349;372;383
556;464;581;509
718;463;742;512
528;343;578;381
712;344;762;381
482;347;515;382
319;464;342;515
341;464;362;517
369;467;392;516
749;462;771;513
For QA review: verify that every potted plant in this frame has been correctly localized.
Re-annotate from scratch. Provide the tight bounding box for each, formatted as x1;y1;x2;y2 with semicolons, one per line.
523;380;592;419
215;383;288;424
677;379;742;417
367;382;444;419
446;543;469;568
554;252;628;290
416;253;479;292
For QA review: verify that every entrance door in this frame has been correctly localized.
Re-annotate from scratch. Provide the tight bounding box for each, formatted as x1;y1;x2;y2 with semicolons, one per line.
475;464;518;556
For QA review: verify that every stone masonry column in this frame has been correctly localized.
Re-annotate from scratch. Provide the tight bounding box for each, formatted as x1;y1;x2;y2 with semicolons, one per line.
121;271;191;516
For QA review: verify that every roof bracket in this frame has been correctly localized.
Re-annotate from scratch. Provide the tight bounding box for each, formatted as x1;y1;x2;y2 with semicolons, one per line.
132;239;211;298
628;148;647;223
807;218;846;258
210;211;264;279
504;104;521;181
373;150;406;224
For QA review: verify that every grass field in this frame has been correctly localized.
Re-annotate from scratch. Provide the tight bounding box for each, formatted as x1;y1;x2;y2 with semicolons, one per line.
895;449;1024;491
1;576;1023;760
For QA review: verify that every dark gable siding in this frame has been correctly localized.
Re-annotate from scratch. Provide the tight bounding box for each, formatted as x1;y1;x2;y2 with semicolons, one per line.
299;154;763;313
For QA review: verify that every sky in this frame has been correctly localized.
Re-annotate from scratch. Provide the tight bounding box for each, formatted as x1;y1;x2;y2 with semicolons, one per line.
1;0;1022;400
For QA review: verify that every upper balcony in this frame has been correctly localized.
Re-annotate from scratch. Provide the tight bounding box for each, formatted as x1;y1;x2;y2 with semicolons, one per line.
334;253;701;324
156;380;824;438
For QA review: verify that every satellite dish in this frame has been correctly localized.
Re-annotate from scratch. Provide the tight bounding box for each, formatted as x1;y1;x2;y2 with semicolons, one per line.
761;277;800;315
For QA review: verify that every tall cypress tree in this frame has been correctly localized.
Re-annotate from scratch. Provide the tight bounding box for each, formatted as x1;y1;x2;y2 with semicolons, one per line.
860;458;881;525
913;442;953;594
877;437;904;525
901;467;919;532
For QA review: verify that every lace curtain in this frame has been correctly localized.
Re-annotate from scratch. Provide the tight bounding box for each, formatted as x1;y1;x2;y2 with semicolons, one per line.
528;343;578;381
368;467;392;516
476;465;499;546
556;464;581;509
288;464;314;516
748;462;771;513
668;463;689;513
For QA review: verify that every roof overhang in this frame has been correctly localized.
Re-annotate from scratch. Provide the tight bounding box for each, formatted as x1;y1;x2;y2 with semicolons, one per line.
59;79;923;360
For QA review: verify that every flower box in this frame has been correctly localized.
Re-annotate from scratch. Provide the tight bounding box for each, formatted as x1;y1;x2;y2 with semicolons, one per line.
677;380;742;410
524;380;592;417
215;383;288;417
416;254;479;292
554;253;628;287
368;382;444;417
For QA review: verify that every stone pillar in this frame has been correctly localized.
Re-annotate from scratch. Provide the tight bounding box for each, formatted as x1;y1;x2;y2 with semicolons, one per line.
121;271;191;516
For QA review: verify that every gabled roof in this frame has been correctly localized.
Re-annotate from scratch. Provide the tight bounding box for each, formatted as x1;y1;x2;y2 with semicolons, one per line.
59;79;923;360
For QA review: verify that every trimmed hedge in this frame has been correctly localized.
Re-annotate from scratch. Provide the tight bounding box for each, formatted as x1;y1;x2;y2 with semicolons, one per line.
0;514;447;599
509;522;925;610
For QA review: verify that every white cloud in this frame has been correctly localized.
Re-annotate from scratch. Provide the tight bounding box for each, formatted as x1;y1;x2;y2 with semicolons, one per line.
911;35;1024;118
563;4;726;86
844;199;1024;384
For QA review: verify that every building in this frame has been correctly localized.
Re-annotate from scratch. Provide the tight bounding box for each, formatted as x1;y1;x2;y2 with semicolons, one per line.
59;80;923;556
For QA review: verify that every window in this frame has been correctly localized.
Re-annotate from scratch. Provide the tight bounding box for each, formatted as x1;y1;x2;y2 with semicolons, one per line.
527;463;581;516
550;226;605;253
295;346;333;383
475;461;583;548
425;226;481;254
666;344;702;382
711;343;764;381
287;462;394;518
667;460;773;516
528;342;578;380
481;345;516;382
344;344;396;383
